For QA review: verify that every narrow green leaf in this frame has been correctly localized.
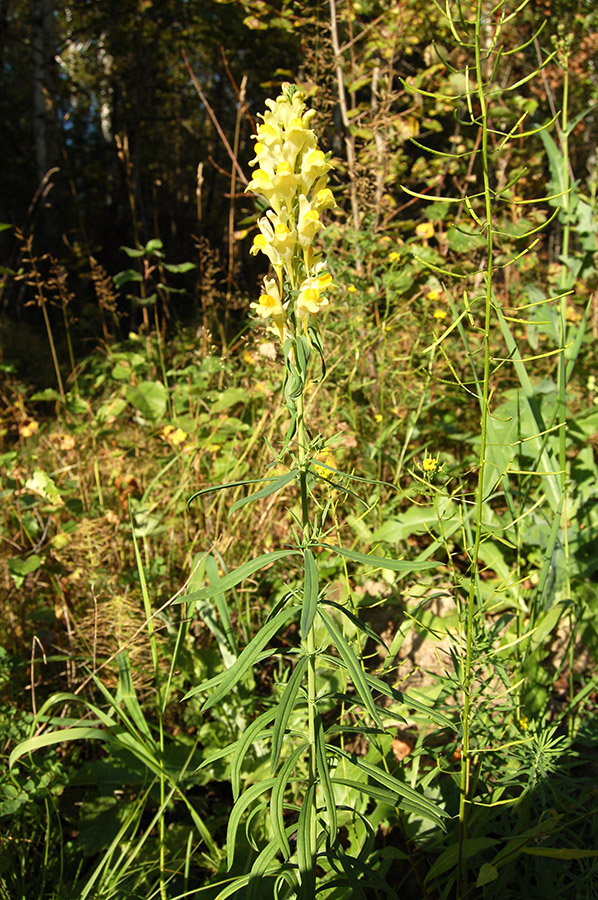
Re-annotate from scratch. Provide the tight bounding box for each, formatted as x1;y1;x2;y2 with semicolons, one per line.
200;607;295;711
521;847;598;860
300;548;319;636
317;542;438;573
324;599;389;650
270;743;307;860
297;782;316;899
117;652;153;741
364;672;455;729
10;727;116;768
177;550;301;604
226;779;276;870
232;707;277;800
271;655;309;770
187;476;286;507
317;608;384;729
334;748;449;826
205;554;237;657
229;470;296;515
182;649;274;700
315;713;337;838
332;776;408;806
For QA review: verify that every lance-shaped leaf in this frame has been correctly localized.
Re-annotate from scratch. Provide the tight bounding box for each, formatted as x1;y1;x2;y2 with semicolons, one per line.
364;672;455;730
317;542;439;573
232;707;278;800
315;712;337;838
229;469;297;515
317;608;385;730
333;747;449;827
270;742;307;860
226;778;277;870
271;654;310;771
300;548;319;636
186;606;297;707
177;549;301;604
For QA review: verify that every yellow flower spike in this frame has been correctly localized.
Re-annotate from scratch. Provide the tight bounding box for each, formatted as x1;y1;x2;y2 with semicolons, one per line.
246;83;334;341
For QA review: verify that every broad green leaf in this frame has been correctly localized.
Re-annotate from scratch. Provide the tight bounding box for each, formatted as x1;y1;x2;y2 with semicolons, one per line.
229;470;296;515
300;548;319;636
317;542;438;573
8;554;43;589
426;838;499;882
25;469;64;506
271;655;309;770
162;261;196;273
126;380;167;422
114;267;143;287
178;550;301;604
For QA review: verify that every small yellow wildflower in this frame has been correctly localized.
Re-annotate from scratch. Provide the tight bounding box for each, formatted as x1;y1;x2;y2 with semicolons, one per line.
426;289;441;301
19;420;39;439
416;222;435;241
374;413;383;423
519;715;529;731
422;455;438;474
347;284;357;293
388;251;401;263
433;309;447;320
162;424;188;447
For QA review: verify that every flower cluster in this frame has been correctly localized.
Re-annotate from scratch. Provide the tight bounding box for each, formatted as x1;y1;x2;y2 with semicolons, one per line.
246;84;335;342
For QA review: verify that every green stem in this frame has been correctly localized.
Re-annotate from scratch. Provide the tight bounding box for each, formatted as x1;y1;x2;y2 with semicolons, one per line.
296;389;317;888
458;4;495;894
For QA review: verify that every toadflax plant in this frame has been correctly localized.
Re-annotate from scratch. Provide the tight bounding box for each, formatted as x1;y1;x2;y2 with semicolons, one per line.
182;84;450;899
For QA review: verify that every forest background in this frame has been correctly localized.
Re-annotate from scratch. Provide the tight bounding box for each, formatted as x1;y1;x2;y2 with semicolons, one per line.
2;0;598;898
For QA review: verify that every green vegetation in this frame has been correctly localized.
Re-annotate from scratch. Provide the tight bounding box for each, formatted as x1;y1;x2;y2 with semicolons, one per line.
1;1;598;898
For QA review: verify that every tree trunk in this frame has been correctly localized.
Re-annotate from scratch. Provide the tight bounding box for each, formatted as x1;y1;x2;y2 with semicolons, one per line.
31;0;55;184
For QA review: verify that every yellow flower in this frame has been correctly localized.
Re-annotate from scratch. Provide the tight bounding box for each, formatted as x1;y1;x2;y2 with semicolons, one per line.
250;276;287;343
374;413;383;423
422;455;438;474
416;222;435;241
427;289;441;301
246;83;335;342
519;715;529;731
388;251;401;262
19;420;39;439
433;309;447;320
162;425;188;446
347;284;357;293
